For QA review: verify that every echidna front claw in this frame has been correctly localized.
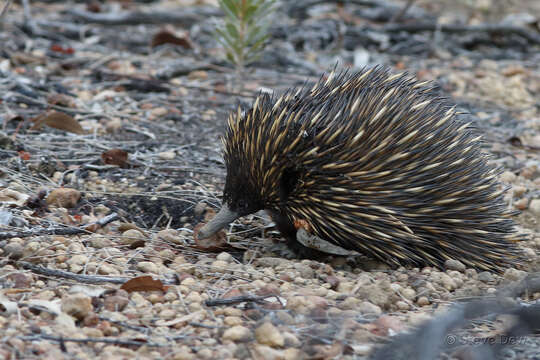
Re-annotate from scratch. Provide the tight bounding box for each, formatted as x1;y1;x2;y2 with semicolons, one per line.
198;204;239;239
296;229;360;256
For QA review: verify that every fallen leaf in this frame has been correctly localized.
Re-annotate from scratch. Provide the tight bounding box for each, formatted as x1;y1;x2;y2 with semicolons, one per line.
50;44;75;55
47;93;76;108
18;151;31;160
193;223;228;252
121;276;167;293
151;29;192;48
30;111;85;134
101;149;129;167
294;218;312;232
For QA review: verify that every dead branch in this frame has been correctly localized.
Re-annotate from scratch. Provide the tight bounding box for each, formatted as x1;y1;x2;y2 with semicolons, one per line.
20;334;164;347
371;273;540;359
0;0;12;21
390;0;415;22
382;22;540;45
66;7;220;27
18;261;179;285
205;294;279;307
0;212;119;240
18;261;129;284
496;272;540;299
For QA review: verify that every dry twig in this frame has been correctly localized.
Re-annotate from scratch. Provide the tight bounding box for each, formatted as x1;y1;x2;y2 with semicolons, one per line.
18;261;179;285
0;212;119;240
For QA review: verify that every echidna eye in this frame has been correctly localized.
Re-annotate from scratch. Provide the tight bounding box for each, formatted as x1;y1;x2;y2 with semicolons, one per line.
237;199;247;209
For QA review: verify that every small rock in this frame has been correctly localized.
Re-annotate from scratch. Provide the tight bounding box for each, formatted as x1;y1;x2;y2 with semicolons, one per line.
188;70;208;80
171;346;196;360
67;254;88;266
401;288;416;301
7;273;33;288
357;301;382;315
98;263;119;275
275;311;295;325
282;332;301;348
62;293;93;320
120;229;146;247
156;229;184;245
477;271;494;283
356;281;392;309
23;241;42;258
159;309;176;320
417;296;430;306
523;247;536;259
255;322;284;347
104;291;129;312
529;199;540;216
340;297;361;310
137;261;159;274
150;107;168;117
512;185;527;197
216;252;233;263
503;268;527;282
46;188;81;208
158;151;176;160
465;268;477;278
185;292;202;304
438;273;457;290
326;275;340;290
445;259;466;272
514;198;529;210
202;109;216;121
396;301;410;310
222;326;252;342
224;316;243;326
196;348;213;360
212;260;228;270
105;118;123;133
89;235;113;248
500;171;516;183
251;345;285;360
3;242;23;260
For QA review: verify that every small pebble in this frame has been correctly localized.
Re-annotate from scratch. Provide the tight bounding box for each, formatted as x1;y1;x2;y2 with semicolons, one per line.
158;151;176;160
500;171;516;183
222;326;252;342
216;252;233;263
444;259;466;272
137;261;159;274
62;293;93;320
529;199;540;216
477;271;494;283
3;243;23;260
417;296;430;306
255;322;284;347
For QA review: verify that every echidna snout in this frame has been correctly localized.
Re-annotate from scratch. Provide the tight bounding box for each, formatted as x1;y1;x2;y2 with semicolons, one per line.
198;204;239;239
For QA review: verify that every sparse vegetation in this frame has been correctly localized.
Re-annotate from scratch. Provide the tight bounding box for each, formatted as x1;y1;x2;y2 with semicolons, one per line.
215;0;276;82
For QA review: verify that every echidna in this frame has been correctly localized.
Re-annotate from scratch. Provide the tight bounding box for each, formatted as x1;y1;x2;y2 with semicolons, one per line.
198;66;523;271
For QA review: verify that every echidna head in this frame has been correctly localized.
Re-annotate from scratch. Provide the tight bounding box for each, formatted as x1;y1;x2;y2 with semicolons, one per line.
197;156;265;239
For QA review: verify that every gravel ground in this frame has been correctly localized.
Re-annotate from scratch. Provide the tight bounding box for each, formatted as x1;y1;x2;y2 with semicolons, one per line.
0;0;539;359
